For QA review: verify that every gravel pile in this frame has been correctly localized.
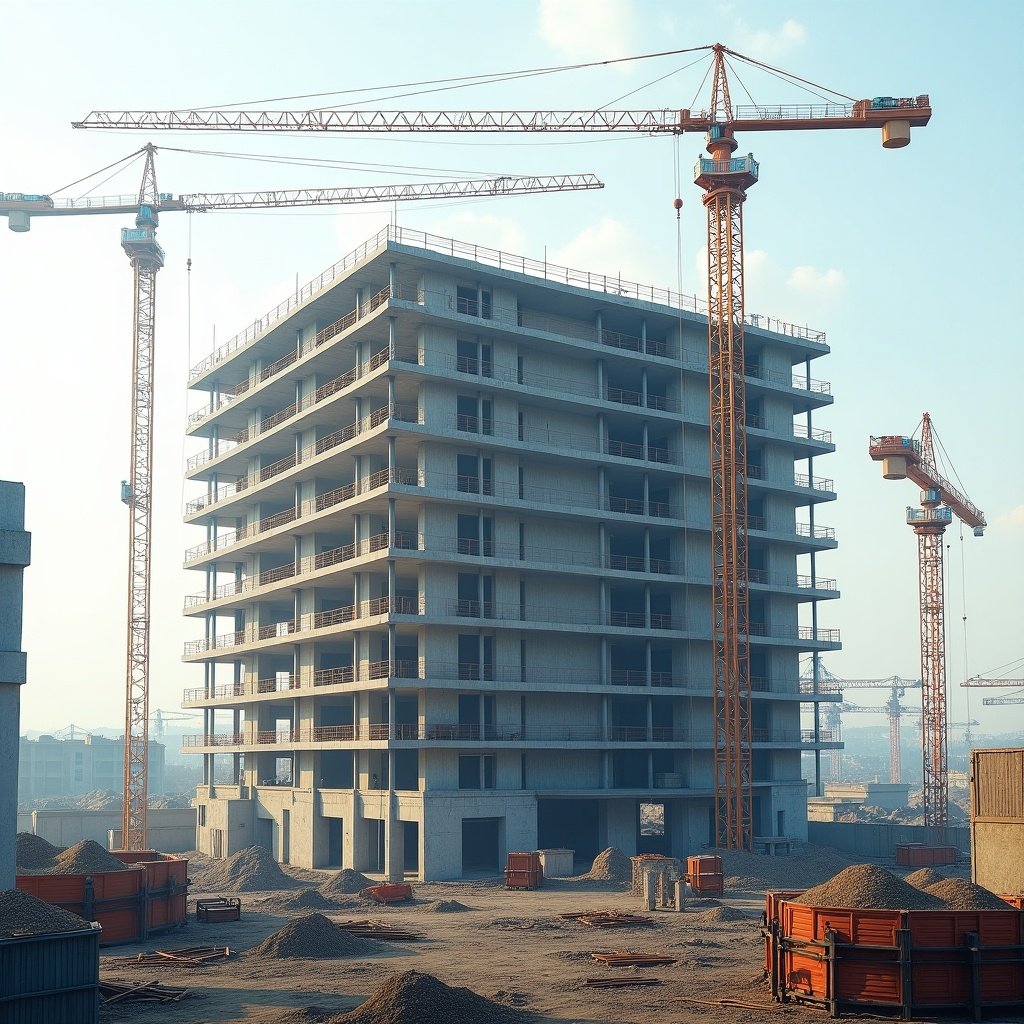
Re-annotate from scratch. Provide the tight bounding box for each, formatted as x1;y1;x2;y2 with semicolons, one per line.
251;913;383;959
266;888;342;912
0;889;93;937
203;846;298;892
336;970;524;1024
692;906;750;924
794;865;944;910
422;900;472;913
15;833;61;872
51;840;135;875
905;867;947;889
719;843;857;891
576;847;631;883
319;868;374;897
925;878;1011;910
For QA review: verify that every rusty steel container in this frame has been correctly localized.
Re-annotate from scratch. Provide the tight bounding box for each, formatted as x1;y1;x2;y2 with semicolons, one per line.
972;748;1024;899
764;893;1024;1017
15;852;188;946
895;843;958;866
686;855;724;895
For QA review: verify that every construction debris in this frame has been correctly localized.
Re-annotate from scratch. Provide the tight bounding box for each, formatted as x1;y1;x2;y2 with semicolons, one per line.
577;912;652;928
585;977;663;988
591;952;677;966
99;980;188;1005
335;919;421;941
112;946;232;966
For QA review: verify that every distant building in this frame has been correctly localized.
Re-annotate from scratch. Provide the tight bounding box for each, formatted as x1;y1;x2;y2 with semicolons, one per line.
18;734;165;803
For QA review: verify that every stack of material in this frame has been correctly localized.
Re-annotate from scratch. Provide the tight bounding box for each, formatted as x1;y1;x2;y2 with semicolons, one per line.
719;842;857;891
692;905;750;924
585;977;662;989
318;868;374;898
629;854;678;896
573;847;631;885
905;867;947;889
591;952;677;966
112;946;232;966
924;878;1011;910
337;970;525;1023
793;865;945;910
421;900;472;913
251;914;383;959
575;912;652;929
200;846;297;892
15;837;136;876
99;980;188;1004
335;919;420;941
0;888;92;937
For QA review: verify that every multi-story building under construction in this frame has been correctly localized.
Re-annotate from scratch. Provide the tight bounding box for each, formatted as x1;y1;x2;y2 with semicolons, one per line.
182;226;841;878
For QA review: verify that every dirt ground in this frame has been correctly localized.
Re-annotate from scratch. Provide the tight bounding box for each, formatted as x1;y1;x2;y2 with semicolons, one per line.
97;859;795;1024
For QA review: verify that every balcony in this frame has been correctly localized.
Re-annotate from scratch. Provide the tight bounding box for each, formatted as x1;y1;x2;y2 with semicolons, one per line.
185;404;420;513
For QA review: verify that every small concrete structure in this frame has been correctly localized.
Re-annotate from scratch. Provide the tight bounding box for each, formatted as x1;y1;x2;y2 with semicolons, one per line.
0;481;31;889
824;783;910;810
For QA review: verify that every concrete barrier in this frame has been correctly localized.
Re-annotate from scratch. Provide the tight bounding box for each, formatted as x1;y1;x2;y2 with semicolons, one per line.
28;808;196;852
808;821;970;860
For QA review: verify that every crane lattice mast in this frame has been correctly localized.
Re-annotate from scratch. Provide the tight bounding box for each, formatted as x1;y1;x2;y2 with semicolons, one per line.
869;413;986;834
2;158;601;850
75;47;930;850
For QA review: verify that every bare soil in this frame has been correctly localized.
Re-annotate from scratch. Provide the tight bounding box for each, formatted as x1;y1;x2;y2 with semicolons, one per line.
99;866;786;1024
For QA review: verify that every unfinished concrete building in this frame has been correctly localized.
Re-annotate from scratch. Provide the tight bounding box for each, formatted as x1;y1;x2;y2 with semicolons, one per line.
182;226;841;878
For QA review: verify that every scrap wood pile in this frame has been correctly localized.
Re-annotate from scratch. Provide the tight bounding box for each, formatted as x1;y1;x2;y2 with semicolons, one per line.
335;918;421;941
585;977;662;988
100;980;188;1005
591;952;677;966
114;945;232;966
559;910;652;928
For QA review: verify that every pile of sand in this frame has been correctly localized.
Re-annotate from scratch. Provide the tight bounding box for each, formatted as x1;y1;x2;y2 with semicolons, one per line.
14;833;61;872
925;878;1010;910
251;913;383;959
202;846;298;892
691;905;750;924
337;970;524;1023
794;865;944;911
576;847;631;884
719;843;857;891
264;888;343;912
319;868;375;897
421;900;472;913
0;889;93;937
905;867;947;889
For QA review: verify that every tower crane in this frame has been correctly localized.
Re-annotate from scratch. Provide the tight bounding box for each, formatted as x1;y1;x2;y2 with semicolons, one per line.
801;661;920;783
1;152;603;851
962;674;1024;706
869;414;986;833
73;43;931;851
149;709;202;742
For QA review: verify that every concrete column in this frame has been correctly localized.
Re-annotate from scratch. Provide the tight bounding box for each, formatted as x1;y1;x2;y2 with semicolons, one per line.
643;474;650;514
598;467;607;511
388;436;396;477
641;366;648;407
388;375;396;410
599;580;607;625
642;422;649;461
597;413;606;456
595;310;603;345
597;358;605;398
644;585;651;628
390;262;398;295
643;528;651;572
0;481;30;891
388;315;397;357
600;637;608;686
645;640;653;688
598;523;607;568
640;318;648;354
388;497;396;541
646;699;653;744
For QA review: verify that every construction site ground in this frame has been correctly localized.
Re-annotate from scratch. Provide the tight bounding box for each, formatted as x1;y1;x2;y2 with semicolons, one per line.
96;854;837;1024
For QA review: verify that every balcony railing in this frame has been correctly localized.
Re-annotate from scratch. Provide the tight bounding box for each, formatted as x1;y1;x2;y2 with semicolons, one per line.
183;595;423;656
181;723;838;748
185;404;419;513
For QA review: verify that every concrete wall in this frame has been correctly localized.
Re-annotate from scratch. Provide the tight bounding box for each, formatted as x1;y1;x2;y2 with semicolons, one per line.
28;808;197;852
808;821;971;860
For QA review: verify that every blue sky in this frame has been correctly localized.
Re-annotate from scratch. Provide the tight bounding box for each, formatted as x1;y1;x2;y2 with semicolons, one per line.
1;0;1021;735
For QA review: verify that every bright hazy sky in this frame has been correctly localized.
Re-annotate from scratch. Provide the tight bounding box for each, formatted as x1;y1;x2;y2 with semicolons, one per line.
1;0;1021;738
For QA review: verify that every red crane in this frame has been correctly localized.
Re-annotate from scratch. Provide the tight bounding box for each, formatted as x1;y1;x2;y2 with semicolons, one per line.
1;154;602;849
869;414;986;834
75;45;930;849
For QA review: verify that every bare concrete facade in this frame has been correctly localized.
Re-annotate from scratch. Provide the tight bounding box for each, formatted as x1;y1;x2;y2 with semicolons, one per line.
182;226;841;879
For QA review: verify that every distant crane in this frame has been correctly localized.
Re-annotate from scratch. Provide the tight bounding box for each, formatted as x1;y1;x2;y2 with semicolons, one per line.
1;152;603;850
869;413;986;832
962;674;1024;707
149;709;201;742
802;661;920;783
75;43;931;851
